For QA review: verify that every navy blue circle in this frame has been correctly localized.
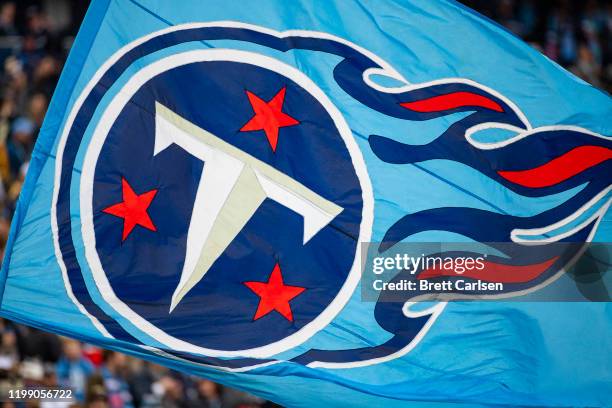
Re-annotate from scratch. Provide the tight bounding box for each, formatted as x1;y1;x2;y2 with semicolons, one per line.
91;60;362;351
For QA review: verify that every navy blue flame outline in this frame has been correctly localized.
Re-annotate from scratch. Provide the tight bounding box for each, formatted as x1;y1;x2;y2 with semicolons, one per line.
55;23;610;370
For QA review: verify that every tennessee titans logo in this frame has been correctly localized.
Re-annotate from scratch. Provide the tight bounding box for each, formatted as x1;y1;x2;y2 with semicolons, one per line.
84;51;369;357
52;22;610;370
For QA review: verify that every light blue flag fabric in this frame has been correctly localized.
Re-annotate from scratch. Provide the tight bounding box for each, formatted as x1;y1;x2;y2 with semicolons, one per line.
1;0;611;406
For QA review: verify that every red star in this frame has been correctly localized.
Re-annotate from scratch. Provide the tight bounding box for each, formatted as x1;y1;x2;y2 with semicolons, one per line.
102;178;158;241
240;87;300;152
244;263;306;322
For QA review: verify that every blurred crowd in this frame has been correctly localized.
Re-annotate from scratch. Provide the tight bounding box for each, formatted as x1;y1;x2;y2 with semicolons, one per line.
460;0;612;90
0;0;608;407
0;318;275;408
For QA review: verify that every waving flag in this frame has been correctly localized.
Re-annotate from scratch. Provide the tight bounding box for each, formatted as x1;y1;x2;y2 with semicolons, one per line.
1;0;610;406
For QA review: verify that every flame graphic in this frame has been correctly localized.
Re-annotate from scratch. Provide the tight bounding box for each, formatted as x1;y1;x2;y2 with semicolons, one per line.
365;82;611;298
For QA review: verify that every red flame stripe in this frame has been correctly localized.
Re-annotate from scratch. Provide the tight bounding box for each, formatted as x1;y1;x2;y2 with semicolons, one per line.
498;145;612;188
400;91;504;113
418;257;558;283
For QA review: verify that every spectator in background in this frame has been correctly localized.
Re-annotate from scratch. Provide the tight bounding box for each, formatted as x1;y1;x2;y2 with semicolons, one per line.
32;55;59;96
0;2;16;37
86;373;111;408
155;375;189;408
190;380;224;408
0;319;18;376
13;323;61;363
126;358;160;408
20;6;50;74
101;350;135;408
28;91;47;129
7;116;33;176
56;338;95;402
573;41;602;88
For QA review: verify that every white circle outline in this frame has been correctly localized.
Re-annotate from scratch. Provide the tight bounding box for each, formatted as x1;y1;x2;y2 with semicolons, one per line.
79;49;374;358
